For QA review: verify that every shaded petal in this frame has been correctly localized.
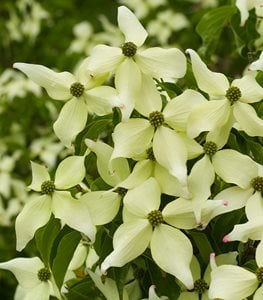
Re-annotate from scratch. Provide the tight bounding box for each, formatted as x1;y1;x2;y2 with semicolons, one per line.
85;86;120;116
245;192;263;220
53;98;88;147
163;89;207;132
250;52;263;71
212;149;258;188
15;195;52;251
81;191;121;225
178;292;198;300
254;285;263;300
118;6;147;47
186;49;229;95
13;63;74;100
256;240;263;267
233;101;263;137
151;224;194;289
0;257;43;288
134;74;162;117
209;265;257;300
124;177;160;217
153;127;187;186
187;99;230;138
28;161;50;192
88;45;123;73
232;75;263;103
52;191;96;242
85;139;130;187
177;133;204;160
55;156;86;189
115;58;142;120
101;219;152;272
111;119;154;160
136;47;186;79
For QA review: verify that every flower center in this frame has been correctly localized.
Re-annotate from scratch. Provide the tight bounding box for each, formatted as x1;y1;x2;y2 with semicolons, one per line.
256;267;263;283
251;176;263;192
203;141;218;157
115;187;127;198
147;210;164;227
225;86;241;105
149;111;164;128
194;278;209;294
37;267;51;282
122;42;137;57
146;147;155;161
70;82;85;97
41;180;55;195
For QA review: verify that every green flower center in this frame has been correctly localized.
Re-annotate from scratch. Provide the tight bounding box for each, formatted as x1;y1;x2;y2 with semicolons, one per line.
251;176;263;192
37;267;51;282
194;279;209;294
146;147;155;161
122;42;137;57
115;187;127;198
149;111;164;128
203;141;218;157
256;267;263;283
225;86;241;104
70;82;85;97
41;180;55;195
147;210;164;227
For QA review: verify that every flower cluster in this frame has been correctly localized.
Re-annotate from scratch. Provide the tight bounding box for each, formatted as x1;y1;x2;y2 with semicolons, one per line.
0;4;263;300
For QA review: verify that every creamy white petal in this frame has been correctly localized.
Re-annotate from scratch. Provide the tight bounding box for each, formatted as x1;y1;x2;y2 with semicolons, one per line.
115;58;142;120
88;45;123;73
177;133;204;160
85;139;130;187
101;219;152;272
250;52;263;71
186;49;229;96
81;191;120;225
212;149;258;188
151;224;194;289
136;47;186;79
163;89;207;132
24;282;50;300
52;191;96;242
153;126;187;186
233;101;263;137
254;285;263;300
124;177;160;217
85;86;120;116
68;243;88;270
209;265;257;300
53;98;88;147
111;119;154;160
236;0;254;25
232;75;263;103
28;161;50;192
118;6;147;47
245;192;263;220
256;240;263;267
0;257;43;288
15;195;52;251
13;63;74;100
187;99;230;138
134;74;162;117
55;156;85;189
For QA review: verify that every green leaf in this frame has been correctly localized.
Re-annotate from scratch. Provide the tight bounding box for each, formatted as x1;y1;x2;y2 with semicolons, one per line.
35;217;61;267
52;229;81;289
196;5;237;58
189;231;213;264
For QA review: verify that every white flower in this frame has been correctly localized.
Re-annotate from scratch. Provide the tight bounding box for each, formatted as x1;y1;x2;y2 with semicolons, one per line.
15;156;96;251
88;6;186;119
0;256;61;300
236;0;263;26
186;49;263;141
250;51;263;71
13;58;120;147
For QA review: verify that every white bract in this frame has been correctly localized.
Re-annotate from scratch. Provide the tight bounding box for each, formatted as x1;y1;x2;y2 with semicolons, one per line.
236;0;263;25
13;58;120;147
15;156;96;251
250;51;263;71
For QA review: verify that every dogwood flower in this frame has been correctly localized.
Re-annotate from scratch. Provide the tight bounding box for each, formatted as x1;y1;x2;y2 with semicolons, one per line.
13;58;120;147
250;51;263;71
236;0;263;26
0;257;60;300
209;241;263;299
87;6;186;119
186;49;263;142
101;177;196;290
15;156;96;251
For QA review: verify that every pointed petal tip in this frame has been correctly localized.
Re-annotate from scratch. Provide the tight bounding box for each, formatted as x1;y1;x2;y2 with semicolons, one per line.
223;235;230;243
85;138;95;149
223;200;228;206
210;252;215;260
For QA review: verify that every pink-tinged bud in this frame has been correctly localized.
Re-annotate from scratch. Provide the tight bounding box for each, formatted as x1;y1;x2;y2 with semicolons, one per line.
210;253;215;260
209;253;217;270
223;235;230;243
223;200;228;206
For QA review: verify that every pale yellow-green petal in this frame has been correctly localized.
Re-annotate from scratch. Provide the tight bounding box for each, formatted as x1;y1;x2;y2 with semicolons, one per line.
23;281;50;300
178;292;198;300
254;285;263;300
245;192;263;220
256;240;263;267
28;161;50;192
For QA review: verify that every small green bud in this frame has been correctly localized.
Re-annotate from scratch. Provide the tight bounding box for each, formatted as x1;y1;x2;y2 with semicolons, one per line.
70;82;85;97
41;180;55;195
194;278;209;294
251;176;263;192
149;111;164;128
256;267;263;283
122;42;137;57
147;210;164;227
203;141;218;157
225;86;241;104
37;267;51;282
